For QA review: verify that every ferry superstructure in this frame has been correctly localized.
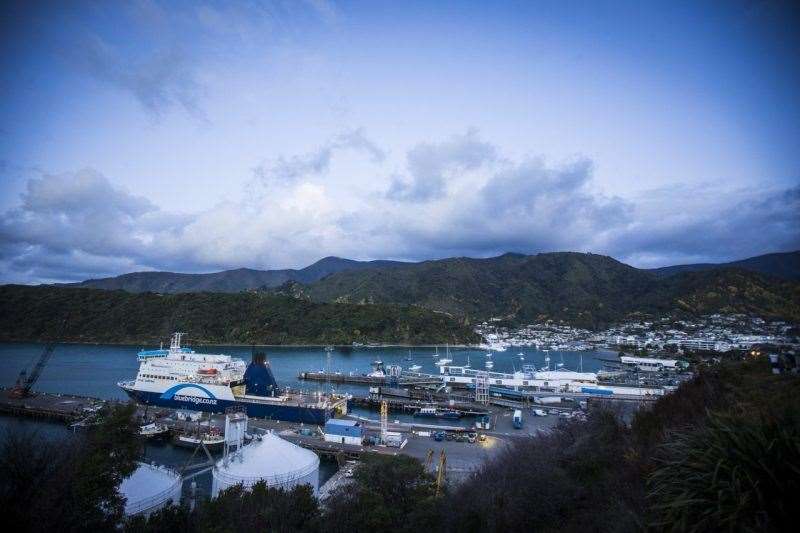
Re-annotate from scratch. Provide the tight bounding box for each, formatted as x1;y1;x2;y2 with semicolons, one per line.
119;333;346;424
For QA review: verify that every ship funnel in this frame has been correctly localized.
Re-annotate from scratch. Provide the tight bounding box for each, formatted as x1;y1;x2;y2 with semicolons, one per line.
244;350;279;397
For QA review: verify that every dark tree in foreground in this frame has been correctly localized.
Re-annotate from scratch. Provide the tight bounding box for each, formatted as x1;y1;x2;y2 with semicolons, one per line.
0;403;141;532
323;454;441;533
126;482;320;533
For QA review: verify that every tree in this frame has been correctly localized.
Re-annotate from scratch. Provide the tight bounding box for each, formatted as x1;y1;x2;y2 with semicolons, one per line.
0;403;141;532
323;455;441;532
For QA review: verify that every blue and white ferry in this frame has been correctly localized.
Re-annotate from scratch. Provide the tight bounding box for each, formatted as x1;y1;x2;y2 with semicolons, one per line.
119;333;347;424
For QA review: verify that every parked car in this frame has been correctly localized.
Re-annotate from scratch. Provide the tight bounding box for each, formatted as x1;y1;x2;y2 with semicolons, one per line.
467;432;477;443
433;431;445;442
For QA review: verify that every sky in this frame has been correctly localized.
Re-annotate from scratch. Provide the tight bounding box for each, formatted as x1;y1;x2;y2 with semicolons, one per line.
0;0;798;283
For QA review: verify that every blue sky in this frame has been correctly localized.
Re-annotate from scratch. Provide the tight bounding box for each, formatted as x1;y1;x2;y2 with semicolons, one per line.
0;0;798;283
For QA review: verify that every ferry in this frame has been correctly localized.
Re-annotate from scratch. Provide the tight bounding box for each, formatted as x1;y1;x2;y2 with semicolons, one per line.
119;333;347;424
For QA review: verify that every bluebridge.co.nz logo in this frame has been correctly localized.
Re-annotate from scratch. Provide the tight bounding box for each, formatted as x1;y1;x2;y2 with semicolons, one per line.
160;384;219;406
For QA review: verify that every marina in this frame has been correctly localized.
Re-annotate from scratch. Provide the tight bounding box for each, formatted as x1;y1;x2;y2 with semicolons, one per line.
0;336;687;509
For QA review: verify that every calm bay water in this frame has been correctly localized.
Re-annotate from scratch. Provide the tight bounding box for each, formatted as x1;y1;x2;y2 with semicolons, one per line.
0;342;608;400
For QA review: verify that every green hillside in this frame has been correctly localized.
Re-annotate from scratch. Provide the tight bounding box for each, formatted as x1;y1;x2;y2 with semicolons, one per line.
292;252;800;328
0;285;479;345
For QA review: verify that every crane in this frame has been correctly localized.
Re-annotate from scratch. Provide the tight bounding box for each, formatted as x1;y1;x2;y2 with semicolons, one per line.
10;317;68;399
435;449;447;497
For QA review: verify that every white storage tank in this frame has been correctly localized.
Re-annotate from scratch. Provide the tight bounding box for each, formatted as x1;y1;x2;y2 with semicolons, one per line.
212;431;319;497
119;462;183;516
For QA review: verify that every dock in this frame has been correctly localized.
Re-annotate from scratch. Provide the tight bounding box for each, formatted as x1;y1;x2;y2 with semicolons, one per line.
298;371;441;386
0;388;109;423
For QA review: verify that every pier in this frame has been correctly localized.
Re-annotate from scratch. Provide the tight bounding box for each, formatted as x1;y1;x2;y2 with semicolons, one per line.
298;371;441;386
0;388;109;423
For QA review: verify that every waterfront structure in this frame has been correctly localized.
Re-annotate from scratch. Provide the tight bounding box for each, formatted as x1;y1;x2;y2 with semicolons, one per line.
439;364;665;397
119;462;182;516
211;431;320;497
119;333;347;424
323;419;364;445
619;356;686;372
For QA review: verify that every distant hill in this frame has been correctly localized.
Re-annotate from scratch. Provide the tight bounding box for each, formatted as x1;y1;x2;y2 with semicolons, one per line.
0;285;478;345
648;251;800;281
287;252;800;328
39;250;800;330
63;256;407;293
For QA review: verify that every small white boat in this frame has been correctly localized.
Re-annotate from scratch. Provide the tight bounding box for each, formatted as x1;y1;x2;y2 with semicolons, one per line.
408;364;422;372
174;433;224;452
139;422;171;441
485;361;494;370
434;358;453;366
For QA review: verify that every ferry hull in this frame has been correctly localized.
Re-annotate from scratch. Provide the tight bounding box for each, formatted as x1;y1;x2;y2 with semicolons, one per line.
122;388;329;425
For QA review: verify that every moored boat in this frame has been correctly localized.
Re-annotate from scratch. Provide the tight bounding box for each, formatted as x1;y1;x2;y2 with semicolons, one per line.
414;405;462;419
139;422;171;441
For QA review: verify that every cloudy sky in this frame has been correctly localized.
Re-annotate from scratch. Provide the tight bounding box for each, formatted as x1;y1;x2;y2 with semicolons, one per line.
1;0;798;283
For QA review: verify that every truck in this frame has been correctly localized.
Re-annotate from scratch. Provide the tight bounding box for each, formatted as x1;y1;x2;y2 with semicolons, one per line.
512;409;523;429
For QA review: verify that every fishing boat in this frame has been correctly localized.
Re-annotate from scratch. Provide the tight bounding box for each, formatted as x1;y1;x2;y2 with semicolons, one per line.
174;433;225;452
414;405;462;419
138;422;171;441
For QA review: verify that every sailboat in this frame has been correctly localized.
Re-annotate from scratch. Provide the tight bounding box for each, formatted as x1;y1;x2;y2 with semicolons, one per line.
435;344;453;366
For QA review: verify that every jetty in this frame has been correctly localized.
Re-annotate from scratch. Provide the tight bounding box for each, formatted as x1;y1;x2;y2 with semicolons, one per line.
0;388;108;423
298;371;440;386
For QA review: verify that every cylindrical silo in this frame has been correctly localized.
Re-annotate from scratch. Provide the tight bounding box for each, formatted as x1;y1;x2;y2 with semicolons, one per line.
212;431;319;497
119;462;183;516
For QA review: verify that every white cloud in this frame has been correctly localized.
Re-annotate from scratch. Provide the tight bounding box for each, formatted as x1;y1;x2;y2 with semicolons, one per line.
1;132;797;283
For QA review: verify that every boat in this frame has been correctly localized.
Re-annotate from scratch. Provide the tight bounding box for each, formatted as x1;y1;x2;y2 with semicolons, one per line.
174;433;225;452
138;422;171;441
408;364;422;372
414;406;462;419
366;360;386;378
485;360;494;370
435;358;453;366
118;333;347;425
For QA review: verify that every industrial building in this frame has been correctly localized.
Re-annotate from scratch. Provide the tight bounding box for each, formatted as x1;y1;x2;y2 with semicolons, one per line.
323;419;364;445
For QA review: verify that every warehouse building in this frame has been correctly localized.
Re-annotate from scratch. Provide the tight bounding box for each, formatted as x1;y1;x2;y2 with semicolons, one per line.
323;419;363;445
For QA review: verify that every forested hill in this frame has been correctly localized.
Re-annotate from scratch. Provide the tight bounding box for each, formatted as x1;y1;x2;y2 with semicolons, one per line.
287;253;800;328
63;256;407;293
0;285;479;345
58;250;798;294
647;250;800;280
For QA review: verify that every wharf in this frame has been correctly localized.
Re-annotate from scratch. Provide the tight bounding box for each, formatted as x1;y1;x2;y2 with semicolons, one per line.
0;388;108;423
298;371;440;387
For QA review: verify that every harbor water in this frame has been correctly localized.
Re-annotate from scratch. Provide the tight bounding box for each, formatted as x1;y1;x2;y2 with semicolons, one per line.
0;342;609;399
0;342;612;429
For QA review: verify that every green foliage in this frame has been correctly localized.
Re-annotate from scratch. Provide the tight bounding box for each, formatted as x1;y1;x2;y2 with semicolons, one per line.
323;454;440;533
446;411;641;533
0;403;141;532
648;410;799;532
0;285;480;345
298;253;800;328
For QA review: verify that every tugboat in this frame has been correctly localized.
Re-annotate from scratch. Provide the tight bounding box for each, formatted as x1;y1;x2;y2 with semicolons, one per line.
138;422;171;441
414;405;462;419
